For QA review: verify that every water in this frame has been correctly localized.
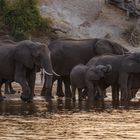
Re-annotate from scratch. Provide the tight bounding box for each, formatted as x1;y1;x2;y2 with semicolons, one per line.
0;98;140;140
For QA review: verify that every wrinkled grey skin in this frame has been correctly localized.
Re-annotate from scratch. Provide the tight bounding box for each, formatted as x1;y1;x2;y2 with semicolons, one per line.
3;80;16;94
86;52;140;107
70;64;112;105
44;38;129;98
127;74;140;100
4;82;16;94
0;40;53;102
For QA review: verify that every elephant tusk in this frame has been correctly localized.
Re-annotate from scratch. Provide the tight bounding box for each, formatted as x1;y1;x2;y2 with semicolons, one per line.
52;70;61;77
43;69;53;76
48;52;60;76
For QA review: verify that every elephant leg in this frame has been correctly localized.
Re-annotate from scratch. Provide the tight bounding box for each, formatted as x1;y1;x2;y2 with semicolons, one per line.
82;88;88;99
9;82;16;94
119;72;129;107
5;81;16;94
86;81;94;107
112;84;119;108
103;89;107;98
15;63;31;102
26;69;36;100
78;88;82;101
43;74;53;101
96;85;105;109
4;82;9;94
41;75;54;98
127;75;138;100
130;89;138;99
62;76;72;99
0;82;5;101
41;74;48;96
71;86;76;101
56;78;65;97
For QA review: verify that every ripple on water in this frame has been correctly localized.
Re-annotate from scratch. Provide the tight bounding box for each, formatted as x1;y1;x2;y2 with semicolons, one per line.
0;99;140;140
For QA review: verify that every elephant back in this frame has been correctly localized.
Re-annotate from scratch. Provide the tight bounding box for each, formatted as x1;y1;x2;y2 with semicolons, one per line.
94;39;129;55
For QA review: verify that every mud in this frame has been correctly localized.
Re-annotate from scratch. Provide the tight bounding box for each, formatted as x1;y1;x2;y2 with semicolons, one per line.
0;77;140;140
0;98;140;140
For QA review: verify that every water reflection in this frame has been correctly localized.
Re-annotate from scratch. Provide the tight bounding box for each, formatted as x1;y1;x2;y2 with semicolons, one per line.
0;98;139;116
0;99;140;140
0;99;100;116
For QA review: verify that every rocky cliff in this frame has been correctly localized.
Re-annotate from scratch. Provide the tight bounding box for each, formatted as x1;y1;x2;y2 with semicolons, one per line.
38;0;139;51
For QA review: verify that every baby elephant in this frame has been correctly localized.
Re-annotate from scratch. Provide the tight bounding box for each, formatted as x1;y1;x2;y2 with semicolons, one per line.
70;64;112;102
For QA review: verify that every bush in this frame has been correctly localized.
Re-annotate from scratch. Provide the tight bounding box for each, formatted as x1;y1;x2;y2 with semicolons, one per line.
1;0;53;40
0;0;6;14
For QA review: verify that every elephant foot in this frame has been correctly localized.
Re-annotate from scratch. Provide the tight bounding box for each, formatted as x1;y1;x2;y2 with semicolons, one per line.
5;90;16;94
45;95;52;102
65;94;72;99
103;94;107;98
56;92;65;97
41;93;54;99
78;98;83;102
20;94;33;103
120;99;125;106
121;100;129;109
20;96;33;103
41;88;53;99
4;91;10;94
112;100;119;108
72;97;76;102
41;88;46;96
51;96;54;99
41;92;45;96
82;89;87;99
0;96;5;101
94;95;102;101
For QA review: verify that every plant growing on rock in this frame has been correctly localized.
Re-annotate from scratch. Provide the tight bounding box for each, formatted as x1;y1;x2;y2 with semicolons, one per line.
0;0;53;40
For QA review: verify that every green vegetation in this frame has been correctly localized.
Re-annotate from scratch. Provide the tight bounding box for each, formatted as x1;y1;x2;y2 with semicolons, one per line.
0;0;53;40
0;0;6;14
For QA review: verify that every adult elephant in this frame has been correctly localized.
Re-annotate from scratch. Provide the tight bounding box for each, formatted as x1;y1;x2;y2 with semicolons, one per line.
86;52;140;107
127;74;140;100
2;80;16;94
0;40;53;102
41;38;129;98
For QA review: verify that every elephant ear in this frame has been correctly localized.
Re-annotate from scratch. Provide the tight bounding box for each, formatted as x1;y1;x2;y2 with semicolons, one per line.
14;41;35;69
95;65;106;77
95;65;107;73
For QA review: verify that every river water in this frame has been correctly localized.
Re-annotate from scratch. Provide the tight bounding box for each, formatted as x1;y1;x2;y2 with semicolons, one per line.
0;98;140;140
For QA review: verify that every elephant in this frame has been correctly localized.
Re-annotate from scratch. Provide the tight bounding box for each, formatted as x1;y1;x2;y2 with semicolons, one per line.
42;38;129;98
86;52;140;107
0;40;53;102
1;80;16;94
70;64;112;103
127;73;140;100
4;82;16;94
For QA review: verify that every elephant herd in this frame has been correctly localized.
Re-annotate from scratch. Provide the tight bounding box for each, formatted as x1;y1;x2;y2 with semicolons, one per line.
1;37;140;108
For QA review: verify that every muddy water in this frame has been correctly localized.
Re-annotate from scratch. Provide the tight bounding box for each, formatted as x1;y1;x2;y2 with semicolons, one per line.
0;99;140;140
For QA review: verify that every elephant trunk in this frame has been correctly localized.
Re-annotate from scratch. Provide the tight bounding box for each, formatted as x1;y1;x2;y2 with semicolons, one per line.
41;52;53;100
